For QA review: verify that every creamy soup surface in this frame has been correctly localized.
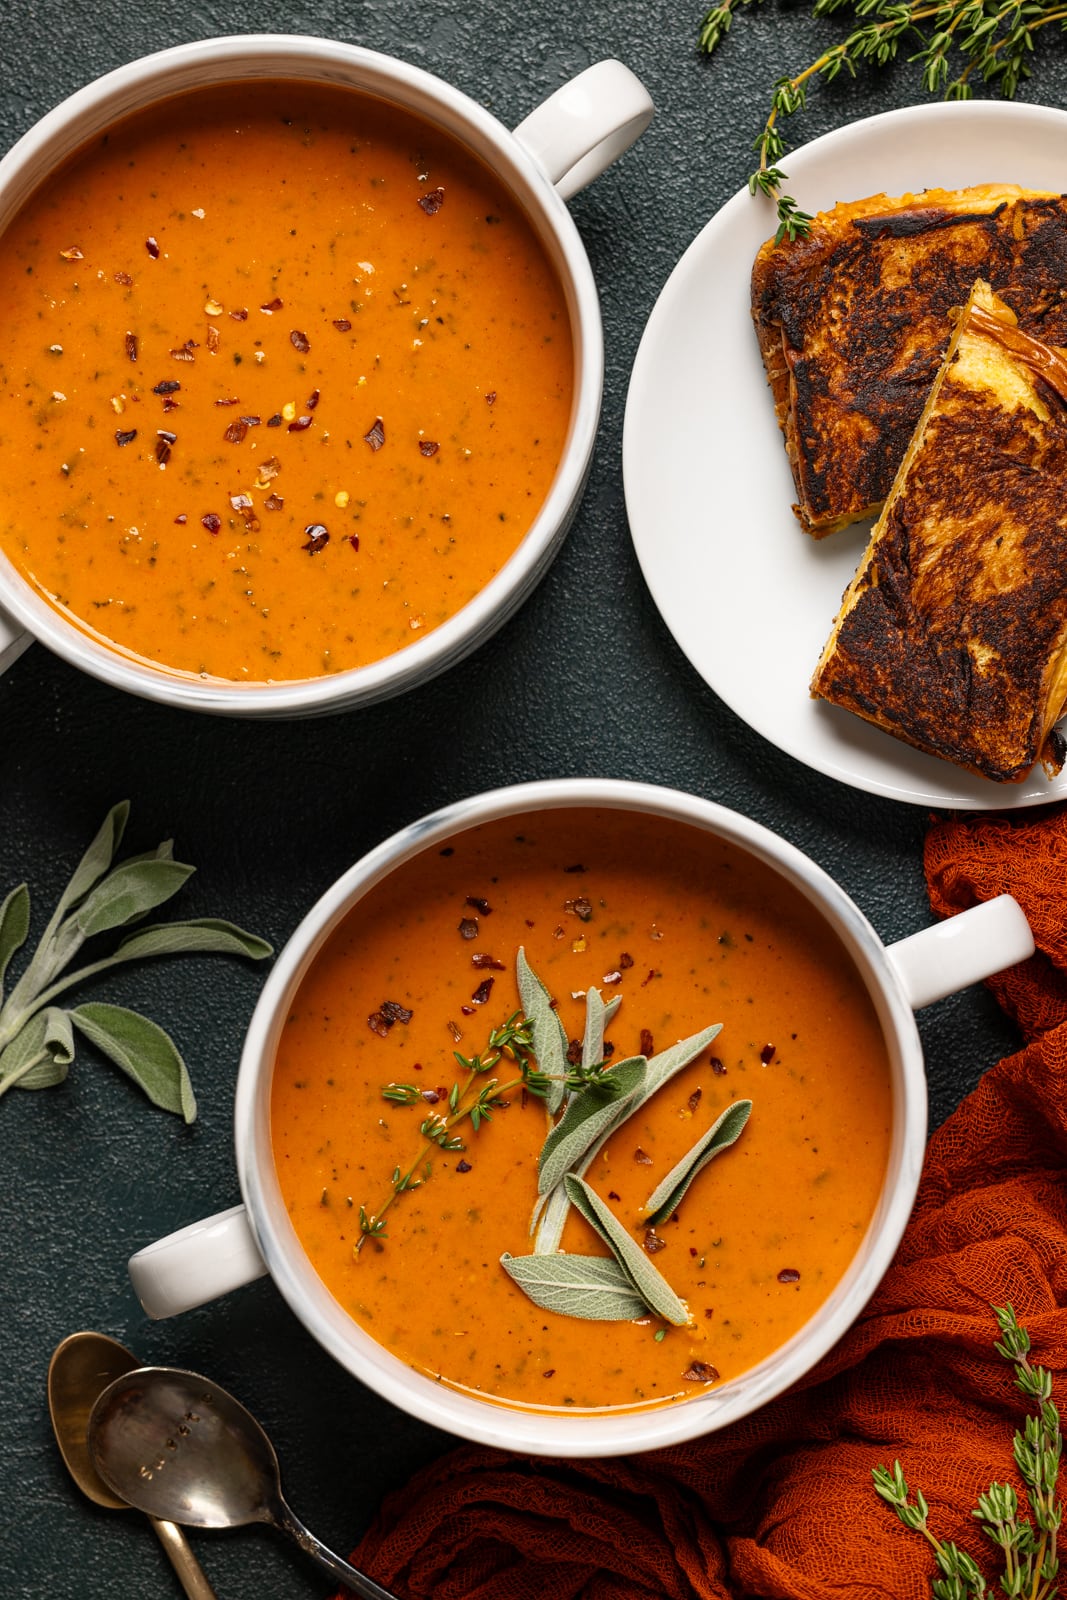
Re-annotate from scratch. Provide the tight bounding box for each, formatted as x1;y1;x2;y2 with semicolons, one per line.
270;810;893;1414
0;82;572;681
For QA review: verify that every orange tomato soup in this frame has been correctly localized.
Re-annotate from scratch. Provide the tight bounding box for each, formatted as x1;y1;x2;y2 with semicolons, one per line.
271;810;893;1413
0;82;572;681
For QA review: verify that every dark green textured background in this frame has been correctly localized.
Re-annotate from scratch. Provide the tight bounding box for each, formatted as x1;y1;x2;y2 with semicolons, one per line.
0;3;1060;1596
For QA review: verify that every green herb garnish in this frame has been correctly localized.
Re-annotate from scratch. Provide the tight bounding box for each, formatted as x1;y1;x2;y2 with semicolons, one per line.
700;1;1067;244
0;801;271;1119
873;1304;1062;1598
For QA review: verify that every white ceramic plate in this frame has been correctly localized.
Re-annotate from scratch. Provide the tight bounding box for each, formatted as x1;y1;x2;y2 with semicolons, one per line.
624;101;1067;808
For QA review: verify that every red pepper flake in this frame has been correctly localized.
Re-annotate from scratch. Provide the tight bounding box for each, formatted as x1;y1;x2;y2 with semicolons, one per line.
380;1001;413;1025
640;1028;654;1056
230;308;249;321
214;396;240;407
417;186;445;215
363;416;385;451
602;1041;615;1059
260;297;283;313
471;978;494;1005
710;1057;727;1075
565;896;593;922
447;1020;462;1042
455;1160;472;1174
124;331;138;363
619;952;634;970
264;494;284;512
266;413;283;427
174;514;187;525
60;246;85;261
367;1012;390;1038
114;429;138;447
162;397;180;413
542;1369;555;1379
777;1267;801;1284
302;524;329;554
466;896;492;916
458;918;478;940
486;391;497;405
471;954;505;970
206;325;220;354
306;389;320;411
153;380;181;395
460;1004;475;1016
760;1043;776;1065
643;1230;667;1254
230;493;254;514
683;1362;719;1384
602;970;623;986
566;1038;582;1066
348;533;359;551
201;512;222;535
169;342;197;362
224;419;249;444
288;414;313;432
240;415;261;428
421;1088;440;1104
634;1147;653;1165
419;440;440;458
641;969;660;987
290;329;311;354
113;270;132;285
688;1088;702;1113
145;237;160;259
154;430;176;465
607;1191;620;1202
332;318;352;332
704;1308;714;1320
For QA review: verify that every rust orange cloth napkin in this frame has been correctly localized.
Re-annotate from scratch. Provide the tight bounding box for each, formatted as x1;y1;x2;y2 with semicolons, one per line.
343;808;1067;1600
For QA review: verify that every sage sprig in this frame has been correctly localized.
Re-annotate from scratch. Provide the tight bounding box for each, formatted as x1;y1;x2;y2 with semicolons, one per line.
563;1174;690;1326
873;1304;1062;1599
642;1099;753;1226
500;1251;650;1322
0;801;271;1120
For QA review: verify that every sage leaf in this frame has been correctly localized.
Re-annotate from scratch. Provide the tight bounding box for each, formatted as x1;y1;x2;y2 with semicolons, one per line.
74;859;195;938
537;1054;647;1196
71;1002;196;1122
582;986;621;1069
0;883;30;1002
643;1099;753;1226
500;1251;649;1321
114;918;273;962
563;1174;689;1326
0;1007;74;1094
517;947;569;1115
56;799;130;917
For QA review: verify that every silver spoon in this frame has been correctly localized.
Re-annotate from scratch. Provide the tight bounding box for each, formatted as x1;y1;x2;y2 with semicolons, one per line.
87;1365;400;1600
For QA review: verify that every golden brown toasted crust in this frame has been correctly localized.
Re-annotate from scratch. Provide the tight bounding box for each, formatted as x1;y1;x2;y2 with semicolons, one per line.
752;185;1067;535
810;281;1067;783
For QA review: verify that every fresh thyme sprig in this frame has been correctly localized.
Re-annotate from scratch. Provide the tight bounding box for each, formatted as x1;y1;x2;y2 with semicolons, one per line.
872;1304;1062;1600
700;1;1067;243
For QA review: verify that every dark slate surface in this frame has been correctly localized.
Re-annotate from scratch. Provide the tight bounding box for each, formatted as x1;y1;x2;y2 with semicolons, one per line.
0;3;1057;1596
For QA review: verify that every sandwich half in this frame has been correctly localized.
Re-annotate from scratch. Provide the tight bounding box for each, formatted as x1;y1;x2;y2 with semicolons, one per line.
810;280;1067;783
752;185;1067;535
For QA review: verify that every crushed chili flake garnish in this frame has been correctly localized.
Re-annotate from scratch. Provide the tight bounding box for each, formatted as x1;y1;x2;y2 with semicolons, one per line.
777;1268;801;1284
306;389;320;411
640;1028;654;1056
471;978;494;1004
542;1368;555;1378
760;1043;776;1065
456;1159;472;1174
380;1001;413;1025
302;524;329;554
230;493;254;513
124;331;138;363
201;512;222;534
224;419;249;444
60;246;85;262
348;533;359;551
264;494;284;512
683;1362;719;1383
602;970;623;986
145;237;160;259
417;186;445;215
466;896;492;916
367;1012;391;1038
206;325;220;353
240;415;261;428
688;1088;703;1113
634;1147;653;1165
710;1057;727;1075
162;397;179;413
154;431;176;465
471;954;505;970
174;514;187;525
486;391;497;405
290;329;311;354
230;308;248;321
170;344;196;362
704;1308;714;1320
332;318;352;332
460;1004;475;1016
420;1088;440;1104
255;455;281;483
114;429;137;447
266;413;283;427
260;297;283;313
619;953;634;970
447;1020;462;1042
288;415;313;432
458;918;478;940
602;1041;615;1059
607;1191;620;1202
214;397;240;407
566;1038;582;1066
153;380;181;395
113;270;132;285
363;416;386;451
418;440;440;457
643;1230;667;1254
565;896;593;922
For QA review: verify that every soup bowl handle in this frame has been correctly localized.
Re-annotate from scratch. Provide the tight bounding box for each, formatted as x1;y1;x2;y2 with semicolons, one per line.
513;59;653;201
0;604;32;674
128;1203;267;1319
885;893;1034;1012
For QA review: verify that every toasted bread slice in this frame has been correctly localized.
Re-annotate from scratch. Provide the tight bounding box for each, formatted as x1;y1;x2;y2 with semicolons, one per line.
810;281;1067;783
752;185;1067;535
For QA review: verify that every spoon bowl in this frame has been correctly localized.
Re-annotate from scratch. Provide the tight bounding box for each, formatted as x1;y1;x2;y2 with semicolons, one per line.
88;1364;399;1600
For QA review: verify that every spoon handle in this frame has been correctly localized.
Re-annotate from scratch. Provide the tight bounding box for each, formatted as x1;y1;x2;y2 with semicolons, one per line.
149;1517;219;1600
272;1499;400;1600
